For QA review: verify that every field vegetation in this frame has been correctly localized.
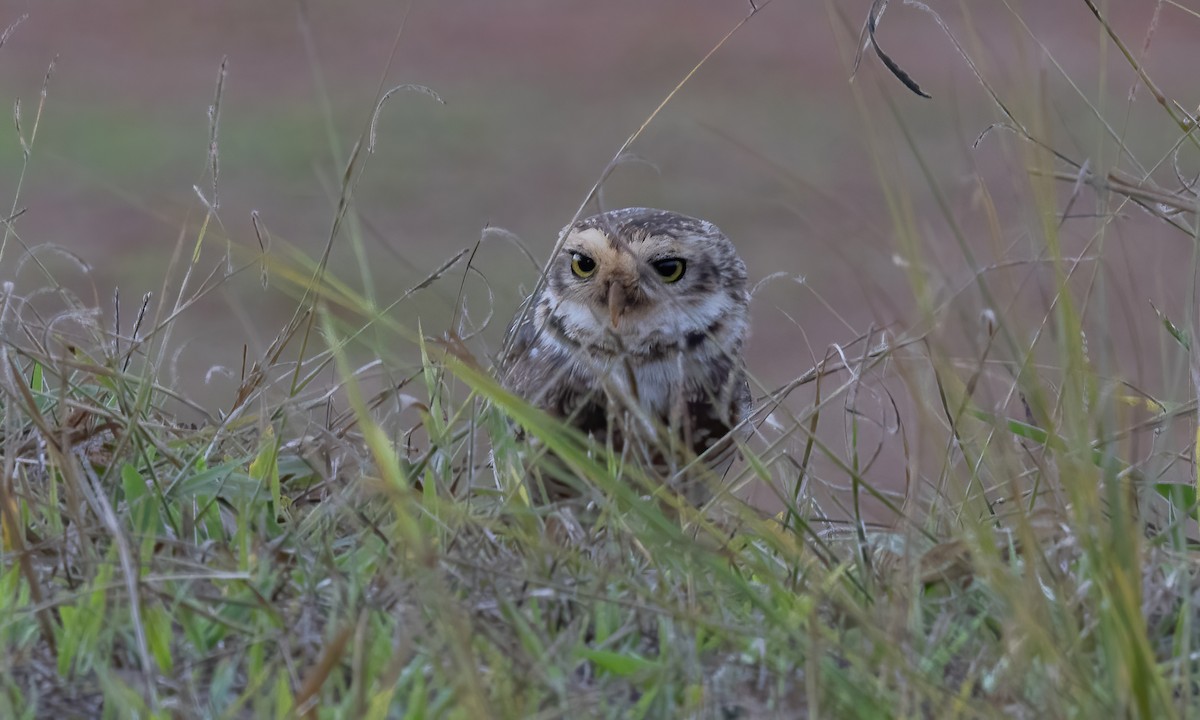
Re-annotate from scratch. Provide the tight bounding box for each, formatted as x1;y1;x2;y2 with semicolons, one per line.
2;1;1200;717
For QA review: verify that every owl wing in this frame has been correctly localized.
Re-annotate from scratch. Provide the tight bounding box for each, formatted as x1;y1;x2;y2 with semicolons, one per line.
497;294;597;418
497;294;573;409
496;295;537;387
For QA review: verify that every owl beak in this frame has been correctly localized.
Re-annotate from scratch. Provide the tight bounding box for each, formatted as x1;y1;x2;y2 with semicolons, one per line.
607;281;627;328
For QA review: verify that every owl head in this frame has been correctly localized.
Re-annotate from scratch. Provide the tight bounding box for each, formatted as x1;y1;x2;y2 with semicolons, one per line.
542;207;749;353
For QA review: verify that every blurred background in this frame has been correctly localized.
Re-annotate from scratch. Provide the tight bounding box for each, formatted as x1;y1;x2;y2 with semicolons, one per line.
1;1;1197;520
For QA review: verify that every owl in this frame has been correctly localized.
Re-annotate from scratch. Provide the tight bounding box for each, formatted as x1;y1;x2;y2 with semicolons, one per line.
496;207;751;505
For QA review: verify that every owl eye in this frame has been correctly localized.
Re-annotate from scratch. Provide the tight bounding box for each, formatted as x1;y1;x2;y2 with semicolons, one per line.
570;252;597;278
651;258;686;283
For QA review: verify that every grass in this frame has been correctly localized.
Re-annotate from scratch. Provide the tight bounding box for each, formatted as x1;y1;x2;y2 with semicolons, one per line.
3;1;1200;718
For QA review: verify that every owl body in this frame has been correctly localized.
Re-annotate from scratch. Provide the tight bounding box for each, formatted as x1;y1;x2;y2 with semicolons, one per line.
498;208;751;503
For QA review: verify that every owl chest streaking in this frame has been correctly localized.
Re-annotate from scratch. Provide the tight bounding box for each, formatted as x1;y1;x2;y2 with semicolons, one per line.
498;207;751;504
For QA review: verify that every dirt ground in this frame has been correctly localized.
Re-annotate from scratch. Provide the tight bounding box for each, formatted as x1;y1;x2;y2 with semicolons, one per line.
1;1;1197;521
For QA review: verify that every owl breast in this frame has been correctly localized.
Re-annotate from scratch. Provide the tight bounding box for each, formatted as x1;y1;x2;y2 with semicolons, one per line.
531;322;747;454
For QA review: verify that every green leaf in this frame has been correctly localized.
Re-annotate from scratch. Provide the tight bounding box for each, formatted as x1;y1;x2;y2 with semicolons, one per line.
631;684;662;719
29;361;44;393
1150;301;1191;350
121;463;162;537
56;606;80;677
277;453;319;488
398;669;426;720
577;648;659;677
273;669;293;720
168;458;257;500
121;463;147;504
97;669;154;718
143;602;174;673
1154;482;1198;515
249;426;282;517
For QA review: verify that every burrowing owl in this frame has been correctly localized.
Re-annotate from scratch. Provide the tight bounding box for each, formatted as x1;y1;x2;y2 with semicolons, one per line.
497;207;751;504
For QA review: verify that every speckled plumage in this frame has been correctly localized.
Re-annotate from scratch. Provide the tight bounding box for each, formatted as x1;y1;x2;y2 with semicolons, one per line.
497;207;751;504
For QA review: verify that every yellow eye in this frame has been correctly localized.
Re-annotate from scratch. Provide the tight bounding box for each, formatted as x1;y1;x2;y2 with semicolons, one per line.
570;252;597;278
651;258;686;283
